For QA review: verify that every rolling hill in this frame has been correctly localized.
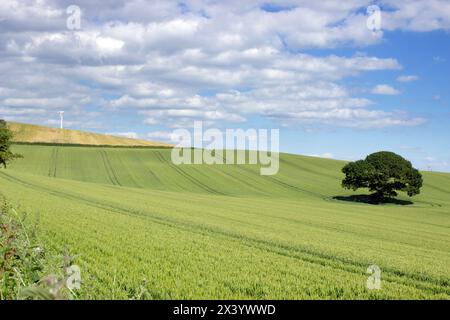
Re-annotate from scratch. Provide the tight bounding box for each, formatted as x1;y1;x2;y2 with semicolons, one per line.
0;124;449;299
7;122;172;147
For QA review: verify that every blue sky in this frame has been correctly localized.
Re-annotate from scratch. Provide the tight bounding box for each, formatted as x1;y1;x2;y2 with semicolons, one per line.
0;0;449;171
284;30;450;170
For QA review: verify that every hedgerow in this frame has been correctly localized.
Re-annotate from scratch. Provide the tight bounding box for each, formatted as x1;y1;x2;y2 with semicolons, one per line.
0;198;79;300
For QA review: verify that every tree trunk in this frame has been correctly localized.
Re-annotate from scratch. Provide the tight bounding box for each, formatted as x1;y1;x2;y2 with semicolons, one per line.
370;192;384;204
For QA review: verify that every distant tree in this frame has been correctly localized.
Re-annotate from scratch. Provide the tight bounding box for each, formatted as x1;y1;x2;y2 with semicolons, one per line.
0;120;22;168
341;151;423;202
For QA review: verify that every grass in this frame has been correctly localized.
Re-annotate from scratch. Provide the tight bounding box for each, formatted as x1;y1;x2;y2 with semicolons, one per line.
0;144;449;299
7;122;172;147
0;198;82;300
0;199;45;299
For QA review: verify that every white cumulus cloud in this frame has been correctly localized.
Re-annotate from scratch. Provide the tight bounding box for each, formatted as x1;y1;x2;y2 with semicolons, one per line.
371;84;401;95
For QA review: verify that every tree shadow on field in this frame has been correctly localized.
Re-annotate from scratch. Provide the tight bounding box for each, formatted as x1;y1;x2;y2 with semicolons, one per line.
333;194;413;206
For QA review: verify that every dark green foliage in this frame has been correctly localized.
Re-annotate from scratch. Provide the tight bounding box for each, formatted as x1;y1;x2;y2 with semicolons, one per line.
0;199;45;299
13;141;172;149
0;120;22;168
342;151;423;202
0;198;78;300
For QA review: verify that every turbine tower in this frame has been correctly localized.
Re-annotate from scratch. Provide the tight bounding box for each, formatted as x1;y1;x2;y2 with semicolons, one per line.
58;111;64;129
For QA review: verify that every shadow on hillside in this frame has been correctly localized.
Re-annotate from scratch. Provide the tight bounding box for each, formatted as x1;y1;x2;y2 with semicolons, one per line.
333;194;413;206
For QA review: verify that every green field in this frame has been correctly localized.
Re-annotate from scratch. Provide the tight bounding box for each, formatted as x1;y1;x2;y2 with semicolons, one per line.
1;144;449;299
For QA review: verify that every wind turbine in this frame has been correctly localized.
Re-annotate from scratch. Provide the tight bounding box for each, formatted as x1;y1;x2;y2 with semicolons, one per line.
58;111;64;129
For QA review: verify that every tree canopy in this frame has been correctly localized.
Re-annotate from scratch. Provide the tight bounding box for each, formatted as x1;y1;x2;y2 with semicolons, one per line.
341;151;423;202
0;120;22;168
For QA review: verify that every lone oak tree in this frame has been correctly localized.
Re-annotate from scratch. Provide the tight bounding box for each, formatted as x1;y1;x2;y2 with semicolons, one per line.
0;120;22;168
341;151;423;203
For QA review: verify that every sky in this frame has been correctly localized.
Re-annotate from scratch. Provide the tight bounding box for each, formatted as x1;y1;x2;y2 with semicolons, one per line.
0;0;449;171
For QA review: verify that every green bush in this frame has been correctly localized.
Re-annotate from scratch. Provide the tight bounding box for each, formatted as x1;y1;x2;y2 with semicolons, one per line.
0;199;45;299
0;199;80;300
